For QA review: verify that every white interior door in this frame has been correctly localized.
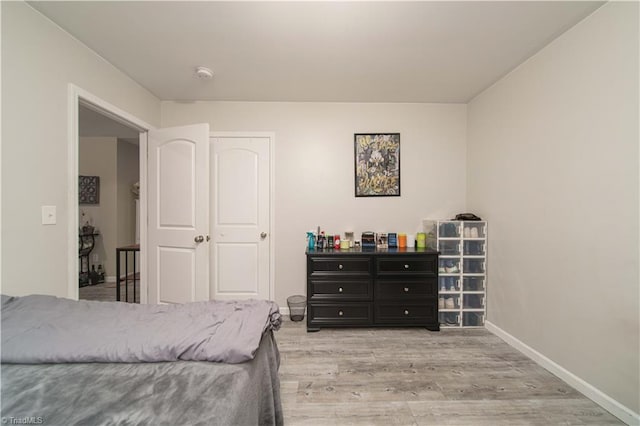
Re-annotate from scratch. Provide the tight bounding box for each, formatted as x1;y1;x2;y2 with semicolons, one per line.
211;135;271;300
147;124;210;304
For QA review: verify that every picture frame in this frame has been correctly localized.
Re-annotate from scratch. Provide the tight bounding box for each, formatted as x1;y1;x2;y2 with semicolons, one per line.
354;133;400;197
79;175;100;204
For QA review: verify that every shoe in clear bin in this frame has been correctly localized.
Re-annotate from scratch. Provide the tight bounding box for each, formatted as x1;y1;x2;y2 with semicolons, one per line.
445;297;455;309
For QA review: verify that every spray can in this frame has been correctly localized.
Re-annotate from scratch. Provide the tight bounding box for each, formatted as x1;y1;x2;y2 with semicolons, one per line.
307;231;315;250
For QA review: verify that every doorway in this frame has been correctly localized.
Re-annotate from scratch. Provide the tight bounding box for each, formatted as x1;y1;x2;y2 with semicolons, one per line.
68;85;152;303
77;106;140;302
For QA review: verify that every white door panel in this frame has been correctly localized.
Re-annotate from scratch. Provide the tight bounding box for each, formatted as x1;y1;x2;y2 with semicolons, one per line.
216;243;259;293
158;247;195;304
148;124;210;304
216;149;259;225
158;140;196;227
211;136;270;300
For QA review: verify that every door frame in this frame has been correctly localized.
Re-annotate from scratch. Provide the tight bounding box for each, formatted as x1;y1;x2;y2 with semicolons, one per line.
210;132;276;300
67;84;153;302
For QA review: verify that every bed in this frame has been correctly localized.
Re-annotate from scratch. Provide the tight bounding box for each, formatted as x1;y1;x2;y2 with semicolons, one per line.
1;294;283;425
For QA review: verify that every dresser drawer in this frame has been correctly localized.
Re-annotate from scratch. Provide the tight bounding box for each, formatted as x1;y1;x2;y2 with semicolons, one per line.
376;256;437;276
309;279;372;301
308;303;372;325
308;257;371;276
374;278;437;300
374;302;437;324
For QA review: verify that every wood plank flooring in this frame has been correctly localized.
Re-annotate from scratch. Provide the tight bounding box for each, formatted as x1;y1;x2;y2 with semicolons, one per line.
78;281;139;303
276;320;622;425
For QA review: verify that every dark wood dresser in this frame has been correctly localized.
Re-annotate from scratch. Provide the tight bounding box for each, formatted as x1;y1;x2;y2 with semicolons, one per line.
306;248;439;332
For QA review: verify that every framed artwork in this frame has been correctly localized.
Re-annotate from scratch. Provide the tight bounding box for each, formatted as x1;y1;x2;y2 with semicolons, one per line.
354;133;400;197
79;175;100;204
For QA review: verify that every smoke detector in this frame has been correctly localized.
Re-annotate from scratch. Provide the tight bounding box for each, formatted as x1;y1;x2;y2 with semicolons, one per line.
195;66;213;80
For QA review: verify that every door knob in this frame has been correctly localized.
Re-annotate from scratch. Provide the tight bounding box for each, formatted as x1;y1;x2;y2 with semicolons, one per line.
260;232;267;239
194;235;204;243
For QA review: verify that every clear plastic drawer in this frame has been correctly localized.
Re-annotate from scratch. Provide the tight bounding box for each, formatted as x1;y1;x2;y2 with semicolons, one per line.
463;312;484;327
463;294;485;309
439;221;460;238
463;240;485;256
423;220;438;250
439;258;461;274
462;222;486;239
439;240;461;256
463;276;485;292
463;258;485;274
439;276;459;292
439;312;460;327
438;294;460;310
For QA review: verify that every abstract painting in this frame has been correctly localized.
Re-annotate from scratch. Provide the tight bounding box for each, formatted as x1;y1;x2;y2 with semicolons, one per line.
354;133;400;197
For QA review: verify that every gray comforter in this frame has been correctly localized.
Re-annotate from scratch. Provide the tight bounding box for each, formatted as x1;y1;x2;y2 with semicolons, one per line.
1;294;281;364
2;331;283;425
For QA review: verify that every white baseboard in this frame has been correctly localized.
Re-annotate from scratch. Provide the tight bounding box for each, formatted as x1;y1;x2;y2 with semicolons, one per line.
105;276;116;283
485;320;640;426
280;306;290;316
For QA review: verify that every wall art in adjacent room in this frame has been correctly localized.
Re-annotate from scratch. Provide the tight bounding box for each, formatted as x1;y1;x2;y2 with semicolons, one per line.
79;175;100;204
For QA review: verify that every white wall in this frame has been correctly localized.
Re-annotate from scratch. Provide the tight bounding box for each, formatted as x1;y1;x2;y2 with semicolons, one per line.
1;2;160;297
116;140;139;249
467;2;638;415
117;140;139;276
161;102;467;308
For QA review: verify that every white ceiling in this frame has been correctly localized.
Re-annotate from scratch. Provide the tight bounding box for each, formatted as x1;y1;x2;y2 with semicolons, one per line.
30;1;603;103
79;105;140;140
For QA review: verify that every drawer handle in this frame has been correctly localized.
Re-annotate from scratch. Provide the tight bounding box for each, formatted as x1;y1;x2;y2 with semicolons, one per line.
404;264;410;269
403;287;409;292
338;310;344;316
338;264;344;270
338;287;343;293
404;310;409;315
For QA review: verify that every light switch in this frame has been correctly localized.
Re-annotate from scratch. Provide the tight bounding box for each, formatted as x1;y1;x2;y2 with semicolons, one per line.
42;205;56;225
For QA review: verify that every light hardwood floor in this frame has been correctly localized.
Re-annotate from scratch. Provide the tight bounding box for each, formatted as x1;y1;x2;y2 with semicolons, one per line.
78;281;139;303
276;320;622;425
